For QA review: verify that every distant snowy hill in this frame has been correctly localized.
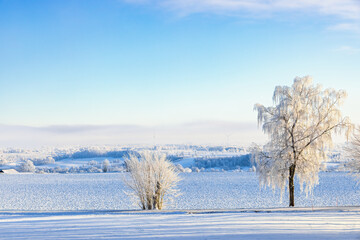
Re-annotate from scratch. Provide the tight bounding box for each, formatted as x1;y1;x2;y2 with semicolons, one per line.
0;144;350;173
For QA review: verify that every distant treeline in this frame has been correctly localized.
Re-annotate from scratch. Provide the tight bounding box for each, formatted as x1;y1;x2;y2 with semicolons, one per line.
194;154;252;170
53;149;183;162
53;149;136;161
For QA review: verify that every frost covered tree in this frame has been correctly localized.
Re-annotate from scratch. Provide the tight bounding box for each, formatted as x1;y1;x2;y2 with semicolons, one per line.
19;160;36;173
124;152;180;210
345;127;360;177
102;159;110;172
253;76;352;207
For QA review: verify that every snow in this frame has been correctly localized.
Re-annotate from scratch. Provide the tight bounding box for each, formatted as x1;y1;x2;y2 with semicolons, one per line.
0;169;18;174
0;144;350;174
0;172;359;211
0;208;359;239
0;171;359;239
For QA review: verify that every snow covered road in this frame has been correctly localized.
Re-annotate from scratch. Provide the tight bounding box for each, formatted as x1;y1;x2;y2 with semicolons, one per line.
0;208;359;239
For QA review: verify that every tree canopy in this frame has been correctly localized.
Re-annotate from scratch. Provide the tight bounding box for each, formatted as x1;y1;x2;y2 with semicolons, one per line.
253;76;352;206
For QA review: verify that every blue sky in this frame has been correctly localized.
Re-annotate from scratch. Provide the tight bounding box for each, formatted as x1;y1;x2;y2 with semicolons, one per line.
0;0;359;145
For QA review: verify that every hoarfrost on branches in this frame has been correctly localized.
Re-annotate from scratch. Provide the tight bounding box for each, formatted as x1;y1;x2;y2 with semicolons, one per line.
345;126;360;179
253;76;352;206
124;152;180;210
102;159;110;173
19;160;36;173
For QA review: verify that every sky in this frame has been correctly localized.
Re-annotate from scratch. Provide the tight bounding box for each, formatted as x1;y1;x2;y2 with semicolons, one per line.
0;0;359;146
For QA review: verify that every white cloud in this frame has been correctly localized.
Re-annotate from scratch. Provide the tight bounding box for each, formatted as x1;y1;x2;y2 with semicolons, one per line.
334;45;360;54
124;0;360;19
328;23;360;32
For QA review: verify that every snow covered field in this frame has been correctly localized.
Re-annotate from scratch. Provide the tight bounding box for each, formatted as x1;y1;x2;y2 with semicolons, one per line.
0;208;359;239
1;163;360;239
0;172;359;211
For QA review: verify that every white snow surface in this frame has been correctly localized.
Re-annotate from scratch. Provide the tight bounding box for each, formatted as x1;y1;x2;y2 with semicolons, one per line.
1;172;360;239
0;172;359;211
0;208;359;239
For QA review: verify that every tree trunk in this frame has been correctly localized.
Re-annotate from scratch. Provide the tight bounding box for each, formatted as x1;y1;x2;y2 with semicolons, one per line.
147;195;153;210
289;164;296;207
154;181;161;210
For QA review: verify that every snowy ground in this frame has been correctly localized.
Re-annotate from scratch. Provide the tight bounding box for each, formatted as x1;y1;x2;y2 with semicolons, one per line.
0;208;359;239
0;172;359;210
0;172;359;239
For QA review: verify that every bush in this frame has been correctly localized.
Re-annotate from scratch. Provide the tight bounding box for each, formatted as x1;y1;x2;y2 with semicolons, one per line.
18;160;36;173
124;152;180;210
103;159;110;172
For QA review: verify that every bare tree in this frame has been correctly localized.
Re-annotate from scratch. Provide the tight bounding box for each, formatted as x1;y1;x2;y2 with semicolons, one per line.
345;127;360;176
124;152;180;210
253;76;352;207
